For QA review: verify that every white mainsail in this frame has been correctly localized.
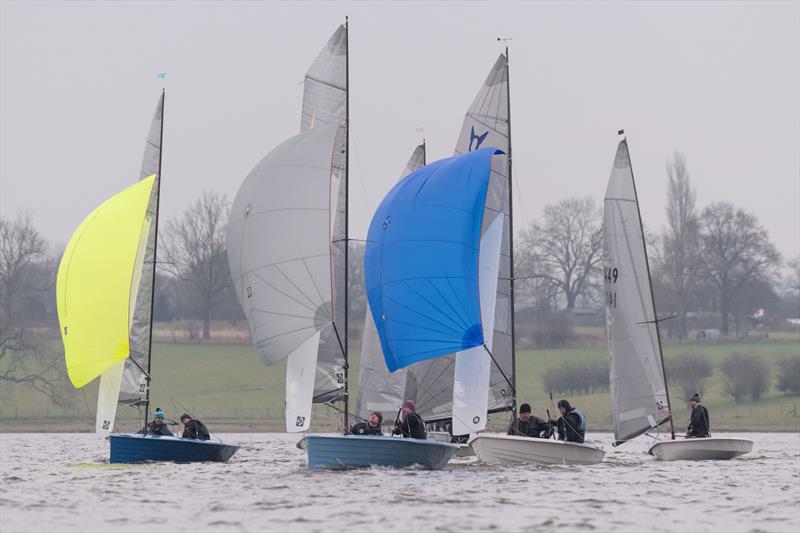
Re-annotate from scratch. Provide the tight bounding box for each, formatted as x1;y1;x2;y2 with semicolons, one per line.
96;93;163;435
451;53;514;425
604;139;670;444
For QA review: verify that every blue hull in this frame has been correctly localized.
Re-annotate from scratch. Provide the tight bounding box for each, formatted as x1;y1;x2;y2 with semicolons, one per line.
299;434;459;470
109;434;239;464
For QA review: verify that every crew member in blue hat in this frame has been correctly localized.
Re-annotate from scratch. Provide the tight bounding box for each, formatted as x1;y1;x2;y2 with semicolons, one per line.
139;408;174;436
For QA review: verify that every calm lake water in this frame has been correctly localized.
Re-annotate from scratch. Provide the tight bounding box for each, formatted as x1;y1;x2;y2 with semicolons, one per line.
1;432;798;533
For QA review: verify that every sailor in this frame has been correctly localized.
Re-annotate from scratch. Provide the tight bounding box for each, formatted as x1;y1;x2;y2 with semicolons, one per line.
553;399;586;443
508;403;553;438
350;412;383;436
686;393;710;438
180;413;211;441
392;400;427;440
140;408;174;437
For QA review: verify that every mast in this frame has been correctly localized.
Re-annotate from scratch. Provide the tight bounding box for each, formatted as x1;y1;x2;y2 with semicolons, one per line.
342;16;350;431
143;89;165;429
625;135;675;440
505;45;517;417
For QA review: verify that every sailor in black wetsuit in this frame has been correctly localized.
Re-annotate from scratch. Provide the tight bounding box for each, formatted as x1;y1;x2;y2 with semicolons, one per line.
508;403;553;438
392;400;426;440
553;399;586;443
350;412;383;436
686;394;710;438
180;414;211;440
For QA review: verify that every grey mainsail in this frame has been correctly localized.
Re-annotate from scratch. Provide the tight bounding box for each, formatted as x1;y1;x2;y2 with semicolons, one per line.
356;144;427;422
604;139;670;444
299;25;348;403
120;93;163;406
452;53;514;415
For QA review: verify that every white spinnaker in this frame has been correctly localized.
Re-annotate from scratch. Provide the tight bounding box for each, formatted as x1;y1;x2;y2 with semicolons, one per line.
356;144;426;422
227;123;341;429
452;213;504;435
604;140;669;443
96;94;162;433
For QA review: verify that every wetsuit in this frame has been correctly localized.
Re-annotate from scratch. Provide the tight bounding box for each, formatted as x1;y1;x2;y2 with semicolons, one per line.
140;421;173;437
182;419;211;440
556;409;586;443
392;412;427;439
350;422;383;436
687;404;710;438
508;416;553;438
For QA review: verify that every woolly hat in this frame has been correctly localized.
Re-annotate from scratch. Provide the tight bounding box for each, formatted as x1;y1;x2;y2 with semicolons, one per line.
402;400;416;411
519;403;532;413
154;409;166;420
690;394;701;403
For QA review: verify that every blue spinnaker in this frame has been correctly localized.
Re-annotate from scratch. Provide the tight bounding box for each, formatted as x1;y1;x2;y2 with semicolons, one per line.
365;147;501;372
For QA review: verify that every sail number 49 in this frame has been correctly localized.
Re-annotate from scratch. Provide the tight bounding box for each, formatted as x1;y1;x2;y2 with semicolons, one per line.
605;267;619;308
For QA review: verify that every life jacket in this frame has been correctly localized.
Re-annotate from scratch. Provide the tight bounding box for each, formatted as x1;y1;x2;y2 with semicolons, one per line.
571;408;587;433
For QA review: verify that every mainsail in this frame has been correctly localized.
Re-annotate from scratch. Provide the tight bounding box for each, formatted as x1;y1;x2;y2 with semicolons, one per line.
301;24;348;404
604;139;670;444
365;148;505;425
226;123;345;431
356;144;426;422
57;176;157;410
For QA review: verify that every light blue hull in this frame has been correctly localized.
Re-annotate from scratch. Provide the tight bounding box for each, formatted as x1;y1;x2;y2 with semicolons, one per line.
298;434;459;470
109;434;240;463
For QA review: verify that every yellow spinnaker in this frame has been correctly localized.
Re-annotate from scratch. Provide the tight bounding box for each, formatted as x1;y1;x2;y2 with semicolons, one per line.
57;175;157;388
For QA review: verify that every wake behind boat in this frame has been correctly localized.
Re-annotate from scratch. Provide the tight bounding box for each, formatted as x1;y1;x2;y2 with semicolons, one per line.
470;434;604;465
110;434;240;464
297;435;458;470
648;437;754;461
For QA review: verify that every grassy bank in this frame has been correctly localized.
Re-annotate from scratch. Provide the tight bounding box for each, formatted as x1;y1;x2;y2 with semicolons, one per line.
1;339;798;433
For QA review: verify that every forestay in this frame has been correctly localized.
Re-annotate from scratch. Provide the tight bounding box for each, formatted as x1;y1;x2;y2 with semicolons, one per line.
226;123;344;430
365;148;502;383
604;139;669;444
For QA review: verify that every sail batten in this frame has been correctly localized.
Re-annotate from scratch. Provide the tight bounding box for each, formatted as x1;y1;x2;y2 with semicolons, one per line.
604;140;670;443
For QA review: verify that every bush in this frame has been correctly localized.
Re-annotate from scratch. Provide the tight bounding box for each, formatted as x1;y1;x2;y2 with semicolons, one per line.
776;356;800;396
720;352;769;403
666;354;713;400
531;312;575;348
542;359;609;396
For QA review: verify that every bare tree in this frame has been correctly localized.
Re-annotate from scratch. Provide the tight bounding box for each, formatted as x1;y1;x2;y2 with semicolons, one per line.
520;197;603;309
0;211;47;323
0;211;70;405
698;202;780;335
656;152;700;340
161;191;231;339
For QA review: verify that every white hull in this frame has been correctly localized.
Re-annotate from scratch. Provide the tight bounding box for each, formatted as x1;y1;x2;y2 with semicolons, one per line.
470;434;604;465
648;437;753;461
427;431;474;457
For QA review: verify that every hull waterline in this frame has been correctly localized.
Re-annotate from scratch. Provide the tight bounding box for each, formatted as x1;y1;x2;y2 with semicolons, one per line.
109;434;240;463
470;434;605;465
298;434;459;470
648;437;753;461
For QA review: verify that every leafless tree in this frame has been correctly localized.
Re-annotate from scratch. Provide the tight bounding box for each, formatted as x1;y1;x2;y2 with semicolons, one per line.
698;202;780;335
655;152;700;340
0;211;70;405
0;211;47;323
519;197;603;309
161;191;231;340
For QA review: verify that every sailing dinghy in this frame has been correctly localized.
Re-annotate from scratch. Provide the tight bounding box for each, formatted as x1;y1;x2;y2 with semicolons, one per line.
603;134;752;461
57;93;239;463
450;49;603;466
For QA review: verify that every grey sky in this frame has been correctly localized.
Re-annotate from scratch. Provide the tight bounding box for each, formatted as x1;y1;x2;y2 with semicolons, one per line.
2;1;798;260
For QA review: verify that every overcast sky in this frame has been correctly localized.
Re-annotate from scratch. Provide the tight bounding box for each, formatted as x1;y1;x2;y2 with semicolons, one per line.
2;1;798;260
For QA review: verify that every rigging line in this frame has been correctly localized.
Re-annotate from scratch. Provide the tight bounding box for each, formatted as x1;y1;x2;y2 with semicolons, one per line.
350;135;373;225
635;314;678;325
483;345;516;399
